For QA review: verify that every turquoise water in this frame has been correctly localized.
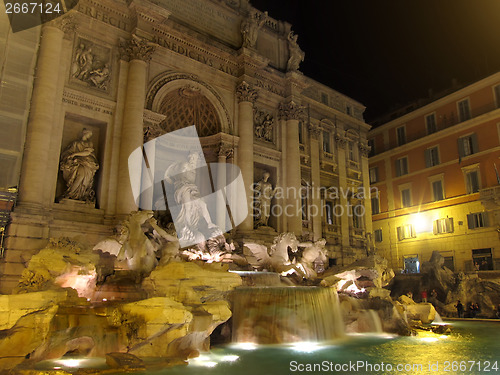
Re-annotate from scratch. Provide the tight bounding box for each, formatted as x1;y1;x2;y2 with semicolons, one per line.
154;321;500;375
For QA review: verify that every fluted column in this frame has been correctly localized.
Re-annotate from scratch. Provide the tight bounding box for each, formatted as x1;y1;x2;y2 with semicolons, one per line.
236;82;257;231
279;101;304;236
18;19;71;208
309;124;322;241
335;131;350;251
216;145;228;229
116;35;155;215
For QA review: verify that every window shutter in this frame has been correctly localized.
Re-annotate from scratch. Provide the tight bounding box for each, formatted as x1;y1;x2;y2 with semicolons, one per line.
375;167;379;182
395;159;401;177
467;214;474;229
483;212;489;227
471;133;479;154
410;224;416;238
397;226;403;241
425;149;431;168
457;138;465;158
446;218;454;233
433;220;438;234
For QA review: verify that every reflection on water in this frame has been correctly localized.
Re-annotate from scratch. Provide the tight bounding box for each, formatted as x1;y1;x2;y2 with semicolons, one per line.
153;321;500;375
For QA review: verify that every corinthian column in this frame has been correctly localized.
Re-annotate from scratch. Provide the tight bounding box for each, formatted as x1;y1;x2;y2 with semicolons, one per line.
279;101;304;236
335;131;350;250
236;81;257;231
309;123;322;240
116;35;155;215
18;18;73;208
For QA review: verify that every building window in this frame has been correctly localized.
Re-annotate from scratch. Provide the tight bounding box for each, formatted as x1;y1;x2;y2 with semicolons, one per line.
298;122;304;144
425;146;440;167
348;141;357;162
396;126;406;146
472;248;493;270
434;218;454;234
425;113;437;134
324;201;334;225
395;157;409;177
351;204;363;229
397;224;416;240
374;229;383;242
367;139;375;156
369;167;378;184
346;105;351;115
463;168;481;194
443;256;455;272
323;131;331;153
458;99;471;122
371;196;380;214
431;180;444;201
404;255;420;273
458;133;478;158
467;212;489;229
401;188;412;207
494;85;500;108
321;93;328;105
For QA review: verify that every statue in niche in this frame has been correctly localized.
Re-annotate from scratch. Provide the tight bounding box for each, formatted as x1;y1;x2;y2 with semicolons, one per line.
254;171;276;228
286;31;305;71
240;10;268;48
164;152;221;245
60;128;99;203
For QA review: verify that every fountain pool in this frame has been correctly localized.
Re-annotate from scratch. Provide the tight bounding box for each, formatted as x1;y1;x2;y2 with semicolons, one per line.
151;321;499;375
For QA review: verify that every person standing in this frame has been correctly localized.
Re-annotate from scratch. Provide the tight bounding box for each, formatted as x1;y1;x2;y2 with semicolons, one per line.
455;300;464;318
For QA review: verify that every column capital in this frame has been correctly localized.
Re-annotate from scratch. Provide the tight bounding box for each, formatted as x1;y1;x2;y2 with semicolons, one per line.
236;81;258;103
278;100;305;121
308;123;321;140
120;34;156;62
218;144;234;158
46;12;77;34
335;132;347;149
359;142;371;157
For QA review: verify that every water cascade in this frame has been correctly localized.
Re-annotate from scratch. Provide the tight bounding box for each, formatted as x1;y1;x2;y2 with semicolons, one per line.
231;286;344;344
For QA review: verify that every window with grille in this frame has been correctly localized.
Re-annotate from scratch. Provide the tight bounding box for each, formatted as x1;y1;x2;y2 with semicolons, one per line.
458;134;478;158
401;188;411;207
374;229;383;242
465;170;480;194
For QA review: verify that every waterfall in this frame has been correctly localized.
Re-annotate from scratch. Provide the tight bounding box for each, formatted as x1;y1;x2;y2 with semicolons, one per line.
363;309;383;333
231;286;344;344
432;311;445;325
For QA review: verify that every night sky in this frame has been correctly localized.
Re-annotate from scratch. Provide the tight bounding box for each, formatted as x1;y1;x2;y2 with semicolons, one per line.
250;0;500;123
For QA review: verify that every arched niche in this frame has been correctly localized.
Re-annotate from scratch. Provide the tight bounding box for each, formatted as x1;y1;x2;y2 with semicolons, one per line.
146;72;232;136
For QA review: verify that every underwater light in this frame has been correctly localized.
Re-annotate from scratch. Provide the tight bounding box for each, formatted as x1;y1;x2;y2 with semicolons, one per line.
232;342;258;350
290;342;323;353
221;355;239;362
420;337;439;343
55;358;85;367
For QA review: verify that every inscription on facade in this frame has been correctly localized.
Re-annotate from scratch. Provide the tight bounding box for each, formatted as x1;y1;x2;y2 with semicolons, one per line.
152;0;240;46
153;36;236;76
78;5;129;31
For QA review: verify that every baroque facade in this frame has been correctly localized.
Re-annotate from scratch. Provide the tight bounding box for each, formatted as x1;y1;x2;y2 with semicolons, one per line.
0;0;371;292
369;72;500;273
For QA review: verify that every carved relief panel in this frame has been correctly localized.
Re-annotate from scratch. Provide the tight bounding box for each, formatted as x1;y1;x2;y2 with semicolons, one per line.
253;108;275;144
70;37;113;93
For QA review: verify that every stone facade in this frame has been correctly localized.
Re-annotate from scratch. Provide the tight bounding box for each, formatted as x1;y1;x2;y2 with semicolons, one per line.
0;0;371;292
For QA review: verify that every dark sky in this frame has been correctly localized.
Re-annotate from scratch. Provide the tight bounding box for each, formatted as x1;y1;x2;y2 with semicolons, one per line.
250;0;500;123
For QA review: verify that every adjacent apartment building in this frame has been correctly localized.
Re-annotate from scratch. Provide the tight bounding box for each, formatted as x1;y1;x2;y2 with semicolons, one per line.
368;72;500;273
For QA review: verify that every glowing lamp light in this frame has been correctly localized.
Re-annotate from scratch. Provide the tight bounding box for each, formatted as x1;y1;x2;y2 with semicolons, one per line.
55;358;85;367
411;213;432;233
221;355;239;362
232;342;258;350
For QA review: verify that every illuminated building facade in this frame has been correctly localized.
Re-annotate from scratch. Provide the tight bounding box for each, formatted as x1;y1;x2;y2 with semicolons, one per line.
0;0;372;292
368;72;500;272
